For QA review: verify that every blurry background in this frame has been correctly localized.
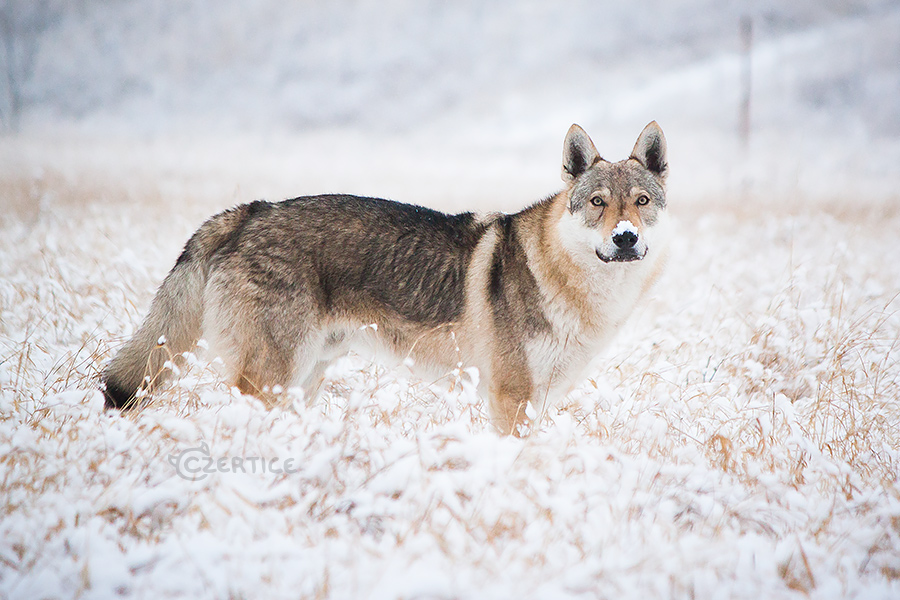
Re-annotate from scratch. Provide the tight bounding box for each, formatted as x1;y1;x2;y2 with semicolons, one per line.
1;0;898;210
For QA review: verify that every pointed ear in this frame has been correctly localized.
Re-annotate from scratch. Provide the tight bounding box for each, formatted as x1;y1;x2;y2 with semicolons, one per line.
562;124;601;183
630;121;668;178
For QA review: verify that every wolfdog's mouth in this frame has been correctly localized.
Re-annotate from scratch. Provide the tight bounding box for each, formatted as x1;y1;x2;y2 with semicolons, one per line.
596;249;645;263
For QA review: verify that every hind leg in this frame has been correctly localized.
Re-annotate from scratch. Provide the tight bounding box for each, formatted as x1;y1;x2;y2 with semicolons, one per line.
297;360;329;405
234;347;293;405
205;271;320;407
233;319;332;408
296;329;353;405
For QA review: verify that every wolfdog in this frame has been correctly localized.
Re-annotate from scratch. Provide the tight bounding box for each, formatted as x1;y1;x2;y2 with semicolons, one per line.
103;122;669;435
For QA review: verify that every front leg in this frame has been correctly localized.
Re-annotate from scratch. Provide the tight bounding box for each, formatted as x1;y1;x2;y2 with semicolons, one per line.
488;357;534;437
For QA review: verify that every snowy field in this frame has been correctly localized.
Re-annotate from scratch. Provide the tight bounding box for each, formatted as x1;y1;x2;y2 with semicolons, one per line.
2;133;899;599
2;1;900;599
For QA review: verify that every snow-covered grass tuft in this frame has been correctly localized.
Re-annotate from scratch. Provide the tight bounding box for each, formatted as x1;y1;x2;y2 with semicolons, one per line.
2;169;899;599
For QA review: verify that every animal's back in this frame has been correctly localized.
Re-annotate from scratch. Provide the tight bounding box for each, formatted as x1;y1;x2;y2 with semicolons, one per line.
212;195;489;325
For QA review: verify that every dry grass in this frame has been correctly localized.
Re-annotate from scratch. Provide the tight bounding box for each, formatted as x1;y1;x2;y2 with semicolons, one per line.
1;157;899;598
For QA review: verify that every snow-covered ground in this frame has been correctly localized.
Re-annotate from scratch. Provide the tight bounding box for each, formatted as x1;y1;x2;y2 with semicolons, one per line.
2;1;900;598
2;144;899;599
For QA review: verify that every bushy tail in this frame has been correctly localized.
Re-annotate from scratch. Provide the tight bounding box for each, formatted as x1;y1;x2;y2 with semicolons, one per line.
102;257;207;409
102;202;259;409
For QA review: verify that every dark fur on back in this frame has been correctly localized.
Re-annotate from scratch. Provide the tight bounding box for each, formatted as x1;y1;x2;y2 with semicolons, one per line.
214;195;489;325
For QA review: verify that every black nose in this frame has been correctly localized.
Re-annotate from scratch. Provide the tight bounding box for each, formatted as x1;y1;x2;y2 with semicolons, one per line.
612;230;638;249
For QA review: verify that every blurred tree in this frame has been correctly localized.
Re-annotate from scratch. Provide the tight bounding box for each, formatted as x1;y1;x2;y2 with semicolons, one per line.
0;0;63;133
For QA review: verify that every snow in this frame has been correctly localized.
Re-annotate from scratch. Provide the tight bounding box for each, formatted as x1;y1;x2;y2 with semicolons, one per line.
2;1;900;599
613;220;638;236
4;178;900;600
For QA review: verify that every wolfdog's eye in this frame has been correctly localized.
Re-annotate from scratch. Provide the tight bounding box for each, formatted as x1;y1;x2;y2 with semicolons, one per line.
636;195;650;206
590;195;606;208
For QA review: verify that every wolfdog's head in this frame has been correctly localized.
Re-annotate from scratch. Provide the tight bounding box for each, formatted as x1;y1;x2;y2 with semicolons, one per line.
558;122;668;264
